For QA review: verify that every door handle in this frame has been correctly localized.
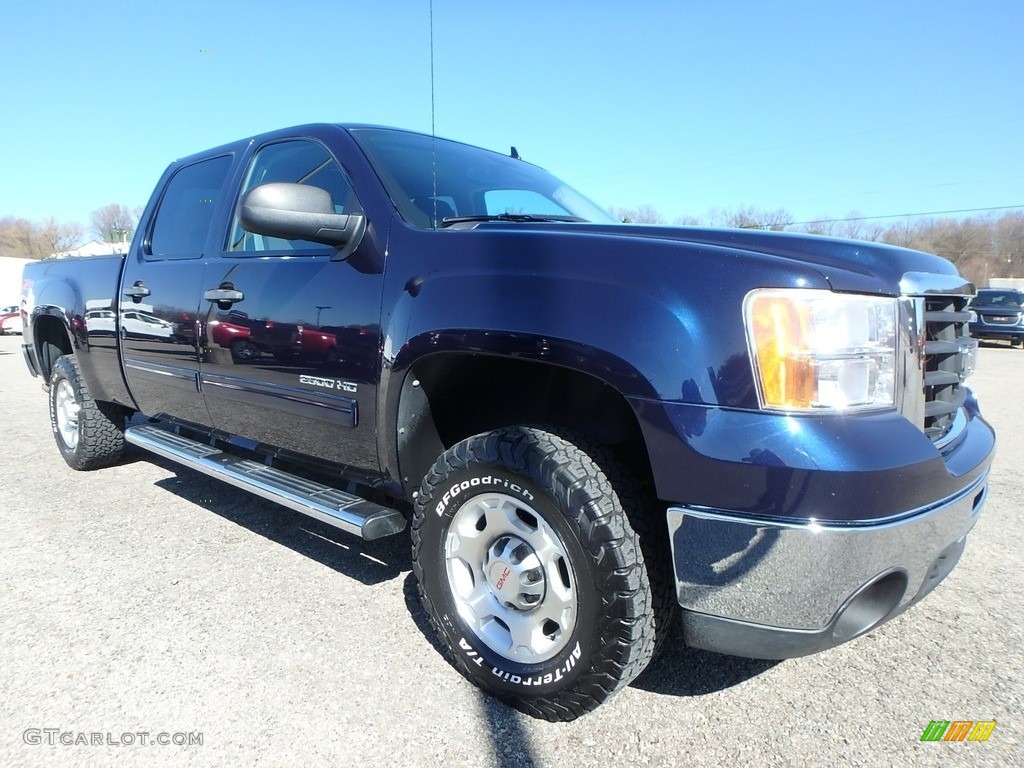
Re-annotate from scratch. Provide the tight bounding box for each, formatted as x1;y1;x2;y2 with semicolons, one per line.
204;285;245;310
124;281;151;303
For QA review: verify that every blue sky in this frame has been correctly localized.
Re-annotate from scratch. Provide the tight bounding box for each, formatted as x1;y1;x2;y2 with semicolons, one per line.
1;1;1021;231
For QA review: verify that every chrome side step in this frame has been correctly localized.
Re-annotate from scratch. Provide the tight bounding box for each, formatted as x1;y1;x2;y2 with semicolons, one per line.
124;424;406;540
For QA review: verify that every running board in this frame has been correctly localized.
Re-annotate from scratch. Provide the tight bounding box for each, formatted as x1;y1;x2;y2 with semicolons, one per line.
124;424;406;540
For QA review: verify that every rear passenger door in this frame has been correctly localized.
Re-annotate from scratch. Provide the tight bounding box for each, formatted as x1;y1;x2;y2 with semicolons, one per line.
199;137;385;475
120;154;234;425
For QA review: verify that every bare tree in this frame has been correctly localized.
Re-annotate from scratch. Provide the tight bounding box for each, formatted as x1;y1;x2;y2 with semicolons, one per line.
932;218;987;268
672;214;701;226
702;207;726;227
0;216;89;259
609;204;665;224
882;219;920;248
725;206;792;231
90;204;136;243
2;218;49;259
40;218;84;257
860;222;886;242
799;216;838;236
0;217;25;258
994;211;1024;277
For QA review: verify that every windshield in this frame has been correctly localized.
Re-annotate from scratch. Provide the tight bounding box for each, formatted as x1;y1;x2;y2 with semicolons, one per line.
349;128;616;228
975;290;1023;308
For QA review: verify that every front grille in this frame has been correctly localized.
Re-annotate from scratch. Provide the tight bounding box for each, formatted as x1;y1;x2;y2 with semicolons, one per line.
980;313;1020;325
921;294;972;441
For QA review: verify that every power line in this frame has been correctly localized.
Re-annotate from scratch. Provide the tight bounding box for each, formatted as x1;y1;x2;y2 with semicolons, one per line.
791;204;1024;226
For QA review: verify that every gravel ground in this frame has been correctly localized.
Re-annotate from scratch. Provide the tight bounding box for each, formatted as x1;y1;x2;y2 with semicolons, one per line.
0;332;1021;767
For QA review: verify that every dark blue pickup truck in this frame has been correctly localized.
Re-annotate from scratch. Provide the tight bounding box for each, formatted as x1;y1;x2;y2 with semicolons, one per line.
20;124;995;721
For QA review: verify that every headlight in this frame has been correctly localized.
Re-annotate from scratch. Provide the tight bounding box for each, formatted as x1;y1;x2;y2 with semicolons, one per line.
744;289;897;412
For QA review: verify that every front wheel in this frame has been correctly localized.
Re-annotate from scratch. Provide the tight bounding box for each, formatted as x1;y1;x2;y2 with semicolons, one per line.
48;354;126;470
412;426;664;721
230;339;259;361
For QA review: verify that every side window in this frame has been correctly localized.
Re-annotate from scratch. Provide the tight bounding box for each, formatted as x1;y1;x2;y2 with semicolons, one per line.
228;139;362;253
148;155;233;260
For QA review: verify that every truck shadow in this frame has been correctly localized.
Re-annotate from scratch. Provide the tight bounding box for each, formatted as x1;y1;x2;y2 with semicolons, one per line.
631;628;779;696
136;446;411;587
401;566;776;704
134;444;776;702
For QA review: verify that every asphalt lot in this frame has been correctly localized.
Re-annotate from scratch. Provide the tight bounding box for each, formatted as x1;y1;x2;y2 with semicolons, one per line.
0;332;1021;767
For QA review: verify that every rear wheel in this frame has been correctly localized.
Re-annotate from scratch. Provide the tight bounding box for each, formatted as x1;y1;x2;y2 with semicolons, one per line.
48;355;126;470
412;426;666;721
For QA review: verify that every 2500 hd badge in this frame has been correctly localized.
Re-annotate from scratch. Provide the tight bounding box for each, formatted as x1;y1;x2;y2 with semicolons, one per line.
299;374;358;393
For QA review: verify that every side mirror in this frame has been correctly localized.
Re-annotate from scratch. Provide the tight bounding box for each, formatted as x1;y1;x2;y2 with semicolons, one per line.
239;182;366;252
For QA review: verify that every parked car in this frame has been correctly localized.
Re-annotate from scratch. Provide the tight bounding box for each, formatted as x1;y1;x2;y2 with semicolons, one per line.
249;319;337;362
85;309;117;335
1;310;23;335
120;309;174;340
968;288;1024;347
209;310;259;360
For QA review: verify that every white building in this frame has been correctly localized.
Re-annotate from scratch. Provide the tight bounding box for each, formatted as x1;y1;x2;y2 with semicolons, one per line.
987;277;1024;290
0;256;36;307
53;240;129;259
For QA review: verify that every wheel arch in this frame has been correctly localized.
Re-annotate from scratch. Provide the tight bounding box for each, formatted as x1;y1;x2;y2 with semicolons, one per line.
32;311;75;380
392;350;655;499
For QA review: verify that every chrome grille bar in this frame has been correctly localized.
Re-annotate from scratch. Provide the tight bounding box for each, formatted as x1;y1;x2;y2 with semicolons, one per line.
898;272;976;445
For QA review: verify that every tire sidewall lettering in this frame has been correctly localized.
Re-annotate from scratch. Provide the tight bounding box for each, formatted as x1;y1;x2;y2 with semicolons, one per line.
423;466;598;695
413;427;655;716
435;473;534;516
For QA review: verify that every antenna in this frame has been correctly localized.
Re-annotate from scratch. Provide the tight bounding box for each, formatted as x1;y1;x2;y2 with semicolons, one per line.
429;0;438;229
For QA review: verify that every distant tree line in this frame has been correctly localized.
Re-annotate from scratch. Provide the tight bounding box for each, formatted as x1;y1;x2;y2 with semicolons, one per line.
0;204;140;260
0;217;83;260
4;198;1020;288
609;205;1024;287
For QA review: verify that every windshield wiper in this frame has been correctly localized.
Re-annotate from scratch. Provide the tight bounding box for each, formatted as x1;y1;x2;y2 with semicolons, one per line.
439;213;586;227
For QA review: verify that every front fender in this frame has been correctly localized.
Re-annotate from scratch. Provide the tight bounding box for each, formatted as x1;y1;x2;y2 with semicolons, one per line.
373;224;834;494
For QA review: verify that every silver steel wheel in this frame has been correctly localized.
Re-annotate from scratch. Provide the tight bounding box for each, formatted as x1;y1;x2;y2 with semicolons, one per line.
445;492;577;663
54;378;81;451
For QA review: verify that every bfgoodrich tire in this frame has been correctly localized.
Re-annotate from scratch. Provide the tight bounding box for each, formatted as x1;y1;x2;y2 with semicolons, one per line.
412;426;662;721
48;354;126;470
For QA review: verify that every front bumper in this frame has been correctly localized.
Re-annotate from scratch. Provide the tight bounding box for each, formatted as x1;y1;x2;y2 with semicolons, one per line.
969;321;1024;343
669;469;988;659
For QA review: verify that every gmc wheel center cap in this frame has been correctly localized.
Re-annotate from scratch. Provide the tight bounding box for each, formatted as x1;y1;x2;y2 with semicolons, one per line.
485;536;546;609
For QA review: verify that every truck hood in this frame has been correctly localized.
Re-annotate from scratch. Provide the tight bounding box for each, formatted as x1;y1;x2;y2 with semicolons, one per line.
471;222;965;296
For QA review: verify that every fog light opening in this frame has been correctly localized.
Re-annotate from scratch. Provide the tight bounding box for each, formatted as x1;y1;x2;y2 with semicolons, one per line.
832;570;908;645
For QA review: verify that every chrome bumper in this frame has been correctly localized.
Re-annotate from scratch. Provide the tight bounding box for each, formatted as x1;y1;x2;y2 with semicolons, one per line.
668;469;989;659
